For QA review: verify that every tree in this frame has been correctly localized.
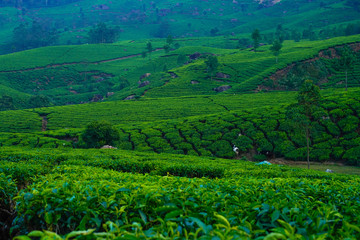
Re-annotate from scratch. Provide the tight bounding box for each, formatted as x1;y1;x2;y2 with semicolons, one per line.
270;39;282;63
163;43;170;53
286;80;322;169
88;22;119;44
166;35;174;45
12;21;58;51
0;95;14;111
154;21;171;38
210;27;219;36
81;120;120;148
163;35;173;53
28;95;50;108
205;55;219;80
291;30;301;42
275;24;285;43
338;45;357;91
146;41;153;60
251;29;261;52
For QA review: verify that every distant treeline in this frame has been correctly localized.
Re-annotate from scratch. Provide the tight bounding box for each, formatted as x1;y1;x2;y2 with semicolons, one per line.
0;0;80;8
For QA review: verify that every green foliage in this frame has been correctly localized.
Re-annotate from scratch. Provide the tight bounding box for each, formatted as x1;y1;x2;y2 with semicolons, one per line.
337;45;358;90
251;29;261;51
0;95;15;111
286;80;322;168
1;88;360;164
88;23;119;44
204;55;219;77
0;173;17;239
270;39;282;62
146;41;153;59
4;159;359;239
28;95;50;108
81;120;120;148
12;21;58;52
0;172;17;207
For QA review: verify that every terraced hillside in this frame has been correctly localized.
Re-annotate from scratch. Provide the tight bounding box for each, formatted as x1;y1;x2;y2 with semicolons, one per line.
1;1;360;239
0;35;359;109
1;88;359;165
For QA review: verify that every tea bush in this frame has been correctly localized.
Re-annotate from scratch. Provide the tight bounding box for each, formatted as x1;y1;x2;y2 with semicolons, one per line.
12;164;360;239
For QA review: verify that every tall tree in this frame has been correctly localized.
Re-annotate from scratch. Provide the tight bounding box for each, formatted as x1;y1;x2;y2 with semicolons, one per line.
251;29;261;52
146;41;153;60
338;45;357;91
166;35;174;45
205;55;219;80
270;39;282;63
275;24;285;43
286;80;322;169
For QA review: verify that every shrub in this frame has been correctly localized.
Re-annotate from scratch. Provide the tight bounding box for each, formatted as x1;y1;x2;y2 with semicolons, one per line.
310;149;331;162
0;173;17;239
233;135;253;152
81;121;120;148
209;140;234;158
343;147;360;166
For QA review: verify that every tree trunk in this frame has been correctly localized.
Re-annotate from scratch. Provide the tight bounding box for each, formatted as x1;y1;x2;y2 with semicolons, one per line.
306;125;310;169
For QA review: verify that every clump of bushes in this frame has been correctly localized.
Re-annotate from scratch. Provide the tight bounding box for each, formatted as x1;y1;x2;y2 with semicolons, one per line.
81;120;120;148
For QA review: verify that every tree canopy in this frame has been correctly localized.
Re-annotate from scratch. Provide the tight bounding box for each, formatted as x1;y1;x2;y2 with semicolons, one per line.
251;29;261;52
270;39;282;63
81;120;120;148
205;55;219;79
88;23;119;44
12;21;58;51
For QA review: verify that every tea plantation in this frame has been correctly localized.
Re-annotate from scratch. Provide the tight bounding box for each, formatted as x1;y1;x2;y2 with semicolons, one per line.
1;31;360;239
1;35;360;108
1;87;360;239
1;88;359;165
0;147;360;239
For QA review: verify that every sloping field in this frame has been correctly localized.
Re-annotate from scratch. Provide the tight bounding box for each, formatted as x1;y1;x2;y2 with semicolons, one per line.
0;88;359;165
0;35;359;107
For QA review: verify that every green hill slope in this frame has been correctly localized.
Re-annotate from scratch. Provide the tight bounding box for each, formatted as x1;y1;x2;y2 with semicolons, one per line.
1;88;359;165
0;0;359;54
0;35;359;109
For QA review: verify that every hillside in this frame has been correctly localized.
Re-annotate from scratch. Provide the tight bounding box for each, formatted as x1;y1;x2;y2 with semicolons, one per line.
2;1;360;239
0;87;359;166
0;35;359;109
0;0;359;54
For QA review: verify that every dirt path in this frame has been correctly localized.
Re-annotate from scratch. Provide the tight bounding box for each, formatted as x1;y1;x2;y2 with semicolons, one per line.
41;116;48;131
0;48;164;73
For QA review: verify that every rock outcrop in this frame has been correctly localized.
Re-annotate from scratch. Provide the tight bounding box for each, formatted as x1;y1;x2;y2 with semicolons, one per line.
214;85;232;92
